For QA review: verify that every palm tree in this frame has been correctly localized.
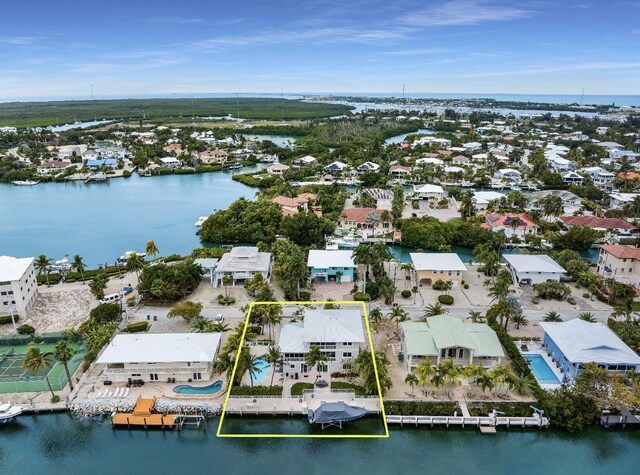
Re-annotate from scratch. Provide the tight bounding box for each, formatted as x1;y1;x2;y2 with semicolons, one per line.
438;358;462;399
240;348;262;388
490;365;513;396
352;245;376;294
54;341;75;391
190;316;212;332
508;373;536;395
145;240;159;259
369;307;383;332
415;358;435;396
222;275;233;300
422;302;447;320
265;346;283;387
388;307;409;332
305;345;329;382
72;254;86;284
578;311;597;323
22;346;56;398
286;251;308;299
478;372;495;397
511;313;529;329
459;190;476;220
214;352;234;382
467;311;485;323
404;373;419;395
400;262;414;289
35;254;52;286
543;311;563;322
125;252;145;283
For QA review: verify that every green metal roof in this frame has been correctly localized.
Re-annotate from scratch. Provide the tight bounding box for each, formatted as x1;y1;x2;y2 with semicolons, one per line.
401;316;504;358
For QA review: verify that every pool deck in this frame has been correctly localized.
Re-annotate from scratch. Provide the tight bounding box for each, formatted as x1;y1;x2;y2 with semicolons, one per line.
516;341;563;389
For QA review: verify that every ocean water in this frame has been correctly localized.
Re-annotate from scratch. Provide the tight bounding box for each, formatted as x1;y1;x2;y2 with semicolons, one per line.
0;414;638;475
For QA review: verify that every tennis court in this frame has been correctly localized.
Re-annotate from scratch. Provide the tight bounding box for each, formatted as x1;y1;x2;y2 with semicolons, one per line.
0;343;85;394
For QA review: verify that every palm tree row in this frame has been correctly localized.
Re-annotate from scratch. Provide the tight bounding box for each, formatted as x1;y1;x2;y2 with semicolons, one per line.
22;340;78;399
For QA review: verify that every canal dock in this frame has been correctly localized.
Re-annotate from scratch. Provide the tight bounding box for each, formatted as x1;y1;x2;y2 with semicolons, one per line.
386;412;550;433
111;397;177;429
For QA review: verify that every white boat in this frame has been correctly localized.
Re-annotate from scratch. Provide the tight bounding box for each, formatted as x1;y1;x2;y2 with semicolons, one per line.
0;403;22;422
117;251;147;263
84;172;108;183
195;216;208;234
11;179;40;186
327;236;359;249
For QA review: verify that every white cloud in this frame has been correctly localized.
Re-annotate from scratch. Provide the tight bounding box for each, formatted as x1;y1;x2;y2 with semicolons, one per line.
403;0;532;27
0;36;39;45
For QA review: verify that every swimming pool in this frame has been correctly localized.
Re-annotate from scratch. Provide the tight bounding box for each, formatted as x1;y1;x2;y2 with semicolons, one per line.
249;358;271;384
173;380;224;395
523;354;561;385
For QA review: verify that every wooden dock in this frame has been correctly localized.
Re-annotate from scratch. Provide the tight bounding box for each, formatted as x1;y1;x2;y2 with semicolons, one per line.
111;397;177;429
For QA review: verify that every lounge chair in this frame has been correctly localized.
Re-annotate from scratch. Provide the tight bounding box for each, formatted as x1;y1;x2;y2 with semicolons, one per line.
123;387;130;397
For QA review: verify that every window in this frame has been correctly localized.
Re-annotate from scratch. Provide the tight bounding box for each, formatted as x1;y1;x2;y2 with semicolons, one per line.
440;349;446;357
458;348;464;358
187;362;191;367
343;342;352;346
448;349;456;357
343;352;352;358
149;374;158;381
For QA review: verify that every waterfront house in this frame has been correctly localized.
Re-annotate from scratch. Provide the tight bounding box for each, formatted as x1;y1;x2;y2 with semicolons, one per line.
527;190;583;215
482;213;538;238
472;191;506;211
36;160;73;176
540;319;640;384
451;155;470;165
389;165;412;177
609;192;640;210
413;184;445;201
278;309;365;376
198;149;228;164
400;316;504;372
87;158;117;169
0;256;38;318
462;142;482;152
271;193;317;217
561;171;584;185
160;157;181;169
212;246;271;287
356;188;394;209
307;250;356;283
502;254;566;285
325;161;349;172
581;166;614;188
559;215;637;241
267;163;290;175
497;168;522;184
95;333;222;383
295;155;318;166
338;208;393;233
596;245;640;288
547;156;573;172
410;252;467;286
415;157;444;166
356;161;381;173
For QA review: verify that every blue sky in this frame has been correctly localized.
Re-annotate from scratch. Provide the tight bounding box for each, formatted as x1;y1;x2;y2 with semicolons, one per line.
0;0;639;99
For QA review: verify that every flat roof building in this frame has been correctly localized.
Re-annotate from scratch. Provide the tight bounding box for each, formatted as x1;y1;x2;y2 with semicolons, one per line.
0;256;38;318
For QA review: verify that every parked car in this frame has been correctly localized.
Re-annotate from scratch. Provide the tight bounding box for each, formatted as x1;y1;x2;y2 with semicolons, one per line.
122;286;133;295
214;314;224;324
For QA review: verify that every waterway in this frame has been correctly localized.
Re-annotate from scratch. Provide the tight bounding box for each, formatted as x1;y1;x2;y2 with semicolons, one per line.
384;128;434;144
0;166;265;267
0;414;638;474
241;134;298;148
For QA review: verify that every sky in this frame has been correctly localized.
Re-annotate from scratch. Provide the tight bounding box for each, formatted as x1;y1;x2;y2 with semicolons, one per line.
0;0;639;100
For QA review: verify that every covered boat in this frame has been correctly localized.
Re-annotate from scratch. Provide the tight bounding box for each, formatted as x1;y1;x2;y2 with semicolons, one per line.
308;402;369;429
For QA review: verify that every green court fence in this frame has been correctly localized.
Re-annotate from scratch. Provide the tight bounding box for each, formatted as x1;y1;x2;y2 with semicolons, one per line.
0;346;86;394
0;332;72;347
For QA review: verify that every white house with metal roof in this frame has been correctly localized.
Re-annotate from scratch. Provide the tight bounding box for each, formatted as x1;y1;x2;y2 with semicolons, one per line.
400;316;504;372
502;254;566;285
410;252;467;286
413;184;446;200
540;319;640;383
0;256;38;318
472;191;506;210
278;309;365;376
95;333;222;383
212;246;271;287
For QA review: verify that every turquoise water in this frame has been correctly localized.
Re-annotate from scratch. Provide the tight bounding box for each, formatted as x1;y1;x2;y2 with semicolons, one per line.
250;357;271;384
384;128;434;144
173;380;223;395
524;354;561;385
0;168;264;267
241;134;298;148
1;414;639;474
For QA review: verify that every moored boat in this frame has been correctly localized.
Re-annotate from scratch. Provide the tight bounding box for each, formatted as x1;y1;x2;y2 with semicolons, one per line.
11;179;40;186
0;403;23;423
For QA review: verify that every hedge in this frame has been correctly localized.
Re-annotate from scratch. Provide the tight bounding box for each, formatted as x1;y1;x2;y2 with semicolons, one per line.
0;315;19;325
353;292;371;301
126;321;149;333
290;382;314;396
330;381;366;396
230;385;283;396
438;294;454;305
383;401;461;416
468;402;536;417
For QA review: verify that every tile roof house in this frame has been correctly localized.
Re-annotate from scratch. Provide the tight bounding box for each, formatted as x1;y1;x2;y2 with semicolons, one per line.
596;245;640;288
338;208;393;232
559;216;636;236
400;316;504;372
482;213;538;237
540;319;640;384
389;165;412;176
271;193;317;216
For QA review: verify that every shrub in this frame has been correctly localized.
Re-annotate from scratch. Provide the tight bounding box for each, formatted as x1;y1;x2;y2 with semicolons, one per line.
463;284;469;289
90;303;122;324
217;295;236;305
126;321;149;333
230;385;283;396
567;297;576;305
122;170;132;178
532;297;540;304
126;296;136;307
438;294;454;305
51;395;61;403
0;315;19;325
582;293;590;298
330;372;359;379
383;401;461;416
364;282;379;300
353;292;371;301
401;289;412;298
290;382;314;396
432;279;446;291
532;281;571;301
17;324;35;335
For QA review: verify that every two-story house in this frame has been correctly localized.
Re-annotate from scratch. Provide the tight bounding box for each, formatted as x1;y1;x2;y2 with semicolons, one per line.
596;245;640;288
278;309;365;376
307;250;356;283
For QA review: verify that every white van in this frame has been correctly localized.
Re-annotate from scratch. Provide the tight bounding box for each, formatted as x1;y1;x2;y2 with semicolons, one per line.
100;293;120;304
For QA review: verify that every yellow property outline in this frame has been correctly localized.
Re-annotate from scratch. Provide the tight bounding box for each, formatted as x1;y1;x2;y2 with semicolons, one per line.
216;301;389;438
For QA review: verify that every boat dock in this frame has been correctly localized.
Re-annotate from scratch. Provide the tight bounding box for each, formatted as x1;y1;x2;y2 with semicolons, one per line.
386;413;550;433
111;397;177;429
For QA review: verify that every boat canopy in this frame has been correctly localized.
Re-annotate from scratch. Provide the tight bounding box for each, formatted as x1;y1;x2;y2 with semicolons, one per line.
308;402;368;427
